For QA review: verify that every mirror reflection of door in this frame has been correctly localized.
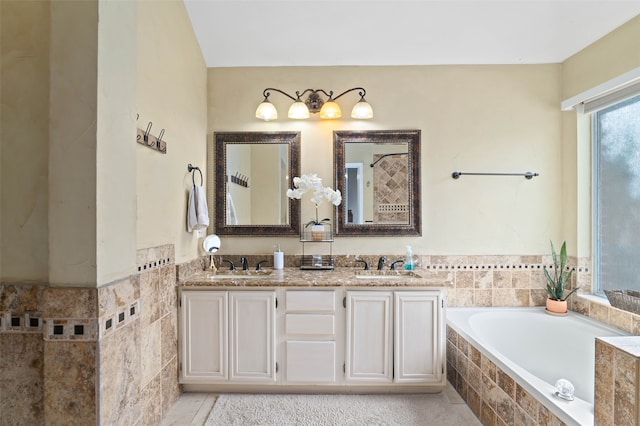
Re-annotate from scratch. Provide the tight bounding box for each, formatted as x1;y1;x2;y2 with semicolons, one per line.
345;163;364;224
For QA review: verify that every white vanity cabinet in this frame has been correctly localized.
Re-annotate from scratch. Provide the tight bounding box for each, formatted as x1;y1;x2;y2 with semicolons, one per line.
179;286;445;391
345;290;444;385
180;290;276;384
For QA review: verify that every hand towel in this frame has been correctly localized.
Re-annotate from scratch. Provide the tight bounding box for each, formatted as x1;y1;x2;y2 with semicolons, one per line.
226;191;238;225
187;184;209;232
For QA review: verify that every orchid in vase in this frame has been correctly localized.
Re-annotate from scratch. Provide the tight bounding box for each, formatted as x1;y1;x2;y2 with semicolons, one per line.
286;174;342;233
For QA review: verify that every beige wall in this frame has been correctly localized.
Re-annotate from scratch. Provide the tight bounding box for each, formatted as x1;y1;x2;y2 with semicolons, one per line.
136;0;207;265
561;15;640;257
3;0;206;286
1;1;50;282
208;64;563;256
48;0;99;286
562;15;640;101
48;0;137;287
96;0;137;285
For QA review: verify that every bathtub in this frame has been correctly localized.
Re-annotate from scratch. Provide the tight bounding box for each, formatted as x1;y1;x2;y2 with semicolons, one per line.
447;307;627;426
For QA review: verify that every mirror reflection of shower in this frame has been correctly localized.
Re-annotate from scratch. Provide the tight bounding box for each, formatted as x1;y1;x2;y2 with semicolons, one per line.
346;163;364;224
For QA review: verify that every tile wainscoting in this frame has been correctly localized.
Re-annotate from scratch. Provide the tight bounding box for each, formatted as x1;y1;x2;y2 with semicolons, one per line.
3;251;638;424
0;244;179;425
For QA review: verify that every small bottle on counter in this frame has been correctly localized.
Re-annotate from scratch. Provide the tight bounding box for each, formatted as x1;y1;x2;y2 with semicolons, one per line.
274;244;284;270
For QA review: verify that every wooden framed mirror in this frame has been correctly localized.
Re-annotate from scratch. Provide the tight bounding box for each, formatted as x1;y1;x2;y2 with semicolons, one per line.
214;131;301;236
333;129;421;236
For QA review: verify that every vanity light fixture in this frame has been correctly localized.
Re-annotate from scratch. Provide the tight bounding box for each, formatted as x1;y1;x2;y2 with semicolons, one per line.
255;87;373;121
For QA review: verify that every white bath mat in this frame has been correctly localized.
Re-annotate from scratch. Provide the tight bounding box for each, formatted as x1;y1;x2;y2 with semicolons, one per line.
204;392;478;425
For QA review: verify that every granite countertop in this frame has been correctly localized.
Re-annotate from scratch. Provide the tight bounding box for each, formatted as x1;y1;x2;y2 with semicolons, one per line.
180;267;446;288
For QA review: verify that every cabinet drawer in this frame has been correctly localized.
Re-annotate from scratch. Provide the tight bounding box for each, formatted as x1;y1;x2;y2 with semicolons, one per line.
285;314;335;336
285;290;335;312
286;341;336;383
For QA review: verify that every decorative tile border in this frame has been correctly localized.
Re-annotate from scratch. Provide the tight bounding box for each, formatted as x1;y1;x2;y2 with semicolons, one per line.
0;311;44;334
138;257;173;273
100;300;140;339
45;318;99;341
137;244;175;273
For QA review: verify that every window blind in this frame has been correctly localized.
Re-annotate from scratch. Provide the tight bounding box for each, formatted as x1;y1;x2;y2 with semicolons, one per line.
582;79;640;114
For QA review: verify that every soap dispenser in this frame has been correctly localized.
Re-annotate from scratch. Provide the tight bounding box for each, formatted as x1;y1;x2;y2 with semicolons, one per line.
404;245;414;270
274;244;284;270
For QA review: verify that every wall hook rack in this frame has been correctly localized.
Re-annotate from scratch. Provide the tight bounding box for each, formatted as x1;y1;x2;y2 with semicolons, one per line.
136;118;167;154
451;171;539;180
226;172;249;188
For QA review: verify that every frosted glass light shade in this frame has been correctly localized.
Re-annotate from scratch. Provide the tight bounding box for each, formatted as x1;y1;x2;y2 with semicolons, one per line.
288;101;310;119
351;101;374;119
255;101;278;121
319;100;342;119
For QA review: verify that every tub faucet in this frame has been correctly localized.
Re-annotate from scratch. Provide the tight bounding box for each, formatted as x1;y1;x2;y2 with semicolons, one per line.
355;258;370;270
377;256;387;270
390;259;404;270
241;256;249;271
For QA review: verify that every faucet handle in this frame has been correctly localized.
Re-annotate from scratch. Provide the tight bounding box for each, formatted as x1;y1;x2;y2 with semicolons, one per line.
256;260;268;271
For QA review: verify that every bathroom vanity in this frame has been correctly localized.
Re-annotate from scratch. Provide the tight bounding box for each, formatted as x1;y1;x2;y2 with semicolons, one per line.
179;269;446;393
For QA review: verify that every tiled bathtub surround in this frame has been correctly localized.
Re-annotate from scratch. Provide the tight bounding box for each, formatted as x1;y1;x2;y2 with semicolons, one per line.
447;326;566;426
595;336;640;425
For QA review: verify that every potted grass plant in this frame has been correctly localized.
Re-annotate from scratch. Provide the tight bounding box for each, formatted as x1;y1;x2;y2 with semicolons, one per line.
544;241;579;315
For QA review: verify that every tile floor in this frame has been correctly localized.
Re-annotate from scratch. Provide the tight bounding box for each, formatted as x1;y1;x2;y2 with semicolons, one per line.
160;383;480;425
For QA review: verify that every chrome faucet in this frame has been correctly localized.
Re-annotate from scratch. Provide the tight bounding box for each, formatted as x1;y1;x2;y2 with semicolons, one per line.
377;256;387;270
241;256;249;271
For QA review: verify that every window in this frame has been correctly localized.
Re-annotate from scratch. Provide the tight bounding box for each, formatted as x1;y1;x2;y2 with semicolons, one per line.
593;94;640;295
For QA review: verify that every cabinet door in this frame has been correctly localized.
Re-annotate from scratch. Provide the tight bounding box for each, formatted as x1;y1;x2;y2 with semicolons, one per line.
229;291;276;382
180;291;227;383
394;291;442;383
345;291;393;383
286;341;336;383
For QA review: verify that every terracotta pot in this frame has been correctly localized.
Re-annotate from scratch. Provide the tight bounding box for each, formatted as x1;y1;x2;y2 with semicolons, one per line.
310;224;325;241
546;298;568;315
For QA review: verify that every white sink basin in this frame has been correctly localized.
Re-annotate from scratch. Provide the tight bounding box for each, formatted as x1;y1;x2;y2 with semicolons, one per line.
211;271;272;279
355;271;422;279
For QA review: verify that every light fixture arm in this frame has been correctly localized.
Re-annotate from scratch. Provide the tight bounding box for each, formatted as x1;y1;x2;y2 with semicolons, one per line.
262;87;298;102
295;88;333;100
333;87;367;101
